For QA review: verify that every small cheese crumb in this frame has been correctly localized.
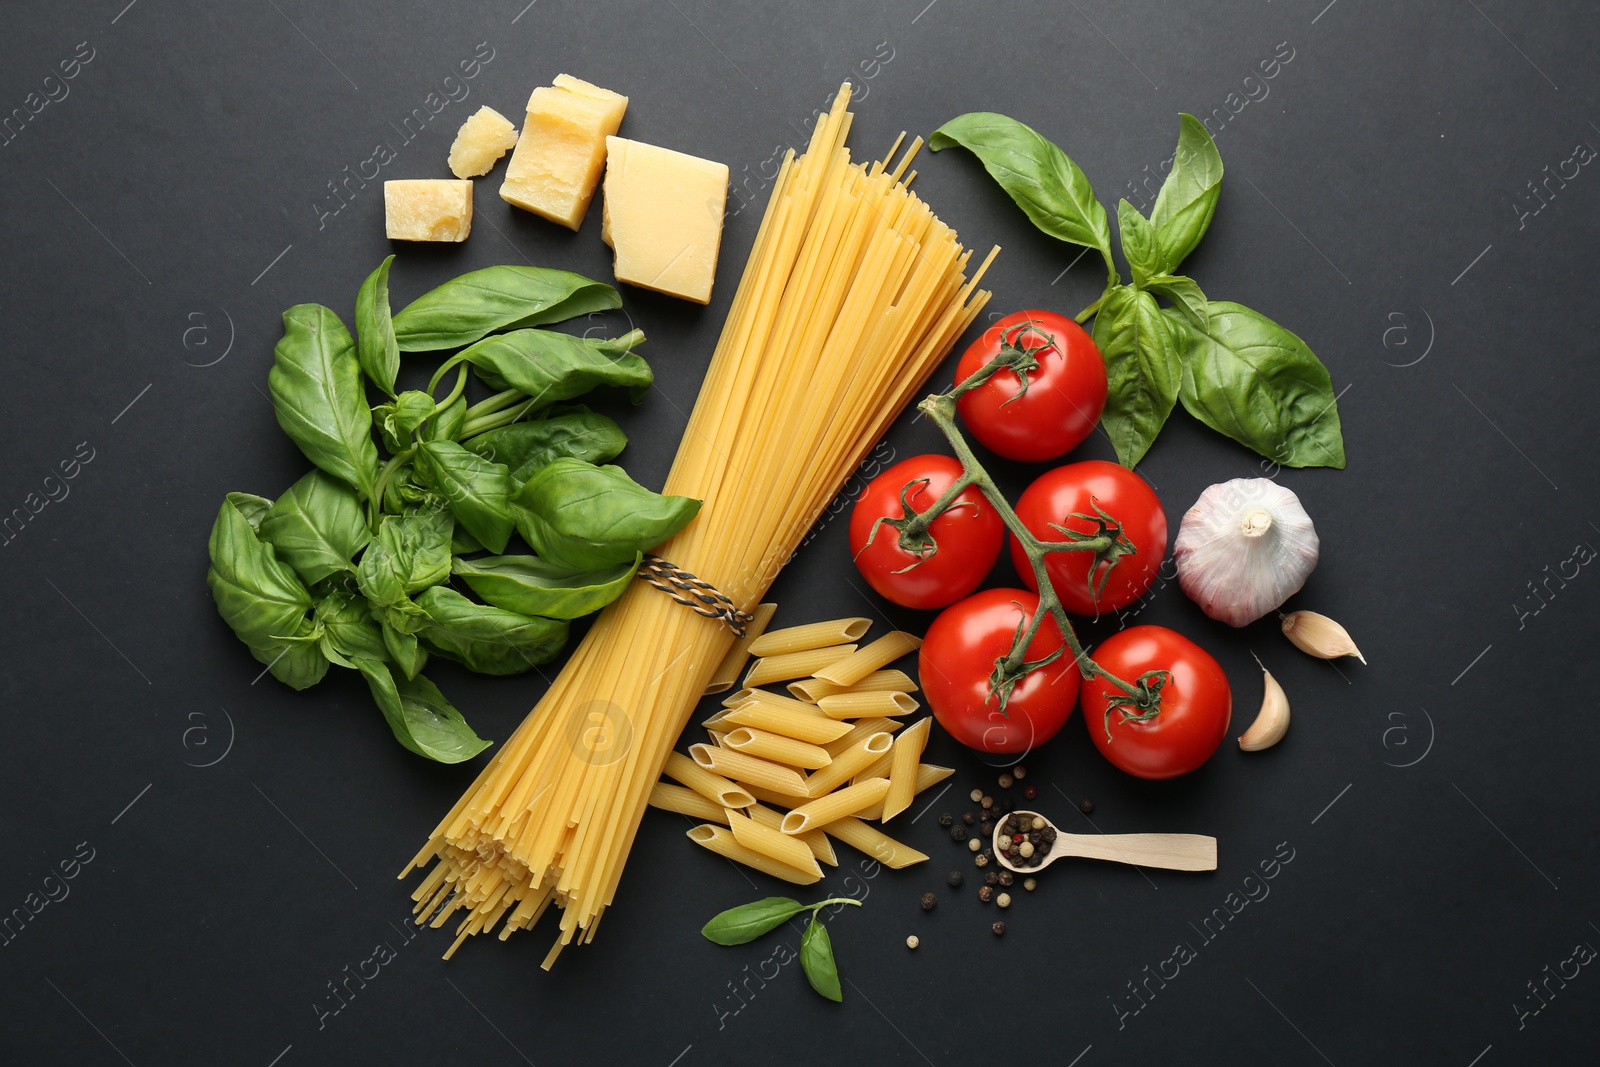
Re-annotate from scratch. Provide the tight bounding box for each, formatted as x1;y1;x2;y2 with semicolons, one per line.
384;180;473;242
448;106;519;179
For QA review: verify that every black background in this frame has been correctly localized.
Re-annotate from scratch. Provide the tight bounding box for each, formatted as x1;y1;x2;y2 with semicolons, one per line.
2;1;1597;1064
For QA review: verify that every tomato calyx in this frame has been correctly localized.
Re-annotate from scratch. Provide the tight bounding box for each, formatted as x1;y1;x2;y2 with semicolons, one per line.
863;475;981;574
1099;668;1172;742
1043;498;1139;608
951;319;1057;404
985;603;1067;719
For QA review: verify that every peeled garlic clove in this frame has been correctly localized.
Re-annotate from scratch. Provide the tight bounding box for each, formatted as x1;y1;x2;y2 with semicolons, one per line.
1239;660;1289;751
1174;479;1320;627
1281;610;1365;664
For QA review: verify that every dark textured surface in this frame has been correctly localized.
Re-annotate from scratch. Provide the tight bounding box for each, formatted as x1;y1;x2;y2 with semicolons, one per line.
2;1;1597;1064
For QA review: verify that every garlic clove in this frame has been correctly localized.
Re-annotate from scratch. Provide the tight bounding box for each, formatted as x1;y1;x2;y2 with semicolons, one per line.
1238;659;1289;751
1281;610;1365;664
1174;479;1320;628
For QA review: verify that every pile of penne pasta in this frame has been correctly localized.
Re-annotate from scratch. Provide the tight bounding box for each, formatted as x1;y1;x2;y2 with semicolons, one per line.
648;610;950;883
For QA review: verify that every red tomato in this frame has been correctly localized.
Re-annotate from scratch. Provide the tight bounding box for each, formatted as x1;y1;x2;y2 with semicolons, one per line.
1010;460;1167;616
849;455;1004;610
954;310;1108;462
919;588;1080;755
1079;626;1231;779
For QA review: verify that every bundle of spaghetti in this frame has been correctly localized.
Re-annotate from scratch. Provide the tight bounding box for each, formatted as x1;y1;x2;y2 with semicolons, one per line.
402;82;997;968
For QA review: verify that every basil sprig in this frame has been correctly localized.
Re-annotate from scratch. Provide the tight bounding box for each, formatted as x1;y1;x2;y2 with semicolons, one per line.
933;111;1346;469
204;258;702;762
701;895;862;1003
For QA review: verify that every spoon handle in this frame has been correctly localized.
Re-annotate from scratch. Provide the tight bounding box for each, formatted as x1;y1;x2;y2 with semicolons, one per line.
1057;832;1217;871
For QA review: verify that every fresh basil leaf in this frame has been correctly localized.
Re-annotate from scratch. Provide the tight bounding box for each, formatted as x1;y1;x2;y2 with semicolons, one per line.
415;441;515;553
268;304;379;499
358;507;453;605
929;112;1111;261
356;660;490;764
700;897;806;946
457;330;652;407
355;254;400;396
380;615;428;679
258;469;372;585
315;592;387;662
265;617;333;690
1145;274;1208;329
463;413;628;485
1149;114;1223;275
451;525;484;555
391;266;621;352
226;491;275;532
372;403;405;454
452;552;640;620
1092;285;1182;469
388;390;436;439
207;496;315;654
1168;301;1347;469
425;396;467;443
414;586;568;675
513;458;702;571
799;917;843;1002
1117;200;1159;288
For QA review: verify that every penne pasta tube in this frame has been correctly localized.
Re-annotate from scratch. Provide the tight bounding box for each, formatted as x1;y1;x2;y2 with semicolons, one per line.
803;733;893;797
747;804;837;866
853;753;893;784
704;603;777;695
686;825;821;885
720;688;760;708
742;689;833;717
788;669;919;702
701;707;737;729
781;778;892;834
743;644;859;688
727;808;823;876
881;717;932;821
721;702;853;745
663;751;756;809
706;730;729;748
689;744;810;797
811;632;922;687
649;782;726;822
741;782;813;809
820;816;930;868
816;690;920;720
748;617;871;657
856;764;955;821
823;717;903;758
723;727;833;769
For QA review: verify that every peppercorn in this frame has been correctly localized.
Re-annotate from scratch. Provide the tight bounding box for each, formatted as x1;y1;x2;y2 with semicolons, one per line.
1012;765;1027;779
917;891;936;912
984;871;999;886
950;825;967;843
969;788;983;802
997;892;1012;908
968;837;981;853
1023;785;1037;800
937;812;953;827
906;935;920;950
979;820;994;837
962;811;976;825
1079;797;1095;815
997;871;1014;887
1031;816;1046;831
974;853;990;868
947;870;965;888
991;921;1006;936
981;795;994;810
1019;841;1034;858
1023;877;1037;891
978;885;994;904
998;773;1014;789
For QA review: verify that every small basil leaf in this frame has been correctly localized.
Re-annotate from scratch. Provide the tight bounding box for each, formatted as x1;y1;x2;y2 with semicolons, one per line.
316;592;387;662
413;586;568;675
391;266;621;352
512;458;702;571
700;897;806;946
452;552;640;620
425;396;468;443
355;254;400;396
380;615;428;679
268;304;379;499
226;492;275;532
206;496;315;654
464;413;628;485
389;390;436;438
1144;274;1208;330
799;917;843;1002
1092;285;1183;469
415;441;515;553
1116;199;1160;289
356;659;490;764
320;635;356;670
929;112;1111;260
1149;114;1223;275
262;617;332;690
357;509;451;603
258;469;372;585
457;330;652;407
372;403;406;454
1168;301;1347;469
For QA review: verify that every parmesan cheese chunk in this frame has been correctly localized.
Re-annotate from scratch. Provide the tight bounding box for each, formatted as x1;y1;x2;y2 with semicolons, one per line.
448;106;519;179
384;180;473;242
499;74;628;229
600;137;729;305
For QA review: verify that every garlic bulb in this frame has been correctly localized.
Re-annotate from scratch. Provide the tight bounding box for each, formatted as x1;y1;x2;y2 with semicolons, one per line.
1174;479;1319;627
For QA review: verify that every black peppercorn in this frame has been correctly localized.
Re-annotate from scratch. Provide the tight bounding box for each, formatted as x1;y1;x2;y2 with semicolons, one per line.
1079;797;1095;815
962;811;976;825
978;885;994;903
991;921;1006;936
979;820;994;837
997;871;1014;887
984;871;999;886
920;891;937;912
937;812;953;827
947;869;964;888
950;825;967;843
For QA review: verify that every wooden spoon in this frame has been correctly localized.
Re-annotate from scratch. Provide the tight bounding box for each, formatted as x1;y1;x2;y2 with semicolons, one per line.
991;809;1217;874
